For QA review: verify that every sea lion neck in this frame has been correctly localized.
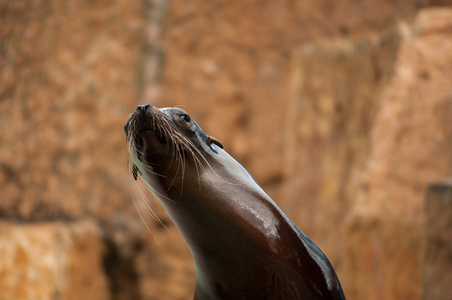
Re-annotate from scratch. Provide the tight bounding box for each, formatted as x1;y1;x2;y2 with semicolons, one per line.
124;105;346;300
125;105;221;194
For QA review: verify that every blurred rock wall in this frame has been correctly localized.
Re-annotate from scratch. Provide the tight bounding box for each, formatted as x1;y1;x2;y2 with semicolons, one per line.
1;0;452;299
0;0;148;299
344;9;452;299
423;180;452;300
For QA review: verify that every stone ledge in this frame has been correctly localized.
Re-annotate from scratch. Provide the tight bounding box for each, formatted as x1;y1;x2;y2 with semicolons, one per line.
0;220;109;300
423;180;452;300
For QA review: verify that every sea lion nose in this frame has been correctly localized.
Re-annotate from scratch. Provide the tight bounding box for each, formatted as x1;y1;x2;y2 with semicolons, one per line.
137;104;152;115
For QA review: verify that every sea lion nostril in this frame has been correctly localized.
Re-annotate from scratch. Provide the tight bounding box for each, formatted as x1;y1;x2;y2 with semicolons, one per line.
137;104;152;115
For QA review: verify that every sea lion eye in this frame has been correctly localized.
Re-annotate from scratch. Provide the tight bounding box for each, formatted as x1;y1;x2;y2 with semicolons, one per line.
180;114;191;123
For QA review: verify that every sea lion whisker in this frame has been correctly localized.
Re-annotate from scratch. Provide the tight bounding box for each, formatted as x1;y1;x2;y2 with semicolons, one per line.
129;175;156;238
191;151;202;190
174;138;204;191
160;122;182;164
166;141;183;192
126;118;175;215
173;133;204;166
158;126;177;173
179;140;187;195
132;196;156;238
174;135;203;190
175;138;187;193
168;129;181;164
134;178;169;230
174;132;230;186
136;160;166;178
162;126;173;153
174;136;190;181
128;147;166;179
157;121;164;137
169;134;199;171
129;165;174;232
160;122;179;158
135;170;178;204
164;142;178;175
183;141;203;190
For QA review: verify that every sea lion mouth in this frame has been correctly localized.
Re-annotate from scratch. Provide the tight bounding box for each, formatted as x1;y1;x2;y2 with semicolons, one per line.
138;128;153;135
126;108;167;140
125;107;178;160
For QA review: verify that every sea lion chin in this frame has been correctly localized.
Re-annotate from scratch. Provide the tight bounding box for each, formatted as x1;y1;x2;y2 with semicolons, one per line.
125;104;346;300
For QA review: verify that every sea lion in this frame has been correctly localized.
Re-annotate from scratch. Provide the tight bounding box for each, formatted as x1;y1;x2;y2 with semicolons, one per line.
124;104;346;299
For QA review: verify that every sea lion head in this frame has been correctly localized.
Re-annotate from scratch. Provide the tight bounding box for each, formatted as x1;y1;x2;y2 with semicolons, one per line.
124;105;347;300
124;104;224;199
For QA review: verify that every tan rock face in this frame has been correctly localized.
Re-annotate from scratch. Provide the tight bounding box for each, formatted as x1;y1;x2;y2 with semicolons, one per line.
282;28;402;286
0;221;109;300
154;0;418;189
0;1;150;299
150;2;419;298
1;0;452;299
345;8;452;299
0;0;144;221
423;181;452;300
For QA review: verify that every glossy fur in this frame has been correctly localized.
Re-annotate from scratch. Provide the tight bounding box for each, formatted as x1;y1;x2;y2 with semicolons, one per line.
124;105;346;300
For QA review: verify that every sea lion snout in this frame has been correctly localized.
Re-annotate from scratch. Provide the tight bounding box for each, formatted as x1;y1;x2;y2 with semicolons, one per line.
137;104;152;115
124;104;156;135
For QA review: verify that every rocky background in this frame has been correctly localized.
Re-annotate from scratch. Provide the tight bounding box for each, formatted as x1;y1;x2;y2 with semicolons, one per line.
1;0;452;299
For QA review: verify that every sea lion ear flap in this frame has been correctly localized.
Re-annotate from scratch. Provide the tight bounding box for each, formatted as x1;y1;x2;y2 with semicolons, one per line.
206;136;223;152
132;164;139;180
